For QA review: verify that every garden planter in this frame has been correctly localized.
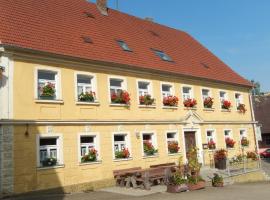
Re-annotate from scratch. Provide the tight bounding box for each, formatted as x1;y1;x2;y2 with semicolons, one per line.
212;182;224;187
39;96;55;100
188;181;206;191
167;184;188;193
215;159;227;170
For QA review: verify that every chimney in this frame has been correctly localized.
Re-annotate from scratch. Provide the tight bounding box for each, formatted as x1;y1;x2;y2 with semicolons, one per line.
96;0;108;16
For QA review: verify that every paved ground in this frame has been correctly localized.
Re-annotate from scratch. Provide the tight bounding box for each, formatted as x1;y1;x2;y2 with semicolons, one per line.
3;182;270;200
261;159;270;177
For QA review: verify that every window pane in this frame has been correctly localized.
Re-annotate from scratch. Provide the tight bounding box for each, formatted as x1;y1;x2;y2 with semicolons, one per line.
50;149;57;158
143;134;151;141
110;79;122;87
38;70;56;81
40;150;47;162
118;41;132;51
167;133;175;139
81;147;87;156
202;89;209;96
40;138;57;146
207;131;212;137
138;82;148;90
220;92;225;98
114;135;125;142
162;85;170;92
77;75;91;84
80;136;94;144
183;87;191;94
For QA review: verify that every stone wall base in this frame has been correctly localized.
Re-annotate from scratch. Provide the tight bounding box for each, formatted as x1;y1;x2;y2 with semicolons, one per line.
231;170;268;183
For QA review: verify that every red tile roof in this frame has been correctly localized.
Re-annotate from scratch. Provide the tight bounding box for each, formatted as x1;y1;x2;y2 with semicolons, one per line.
0;0;252;87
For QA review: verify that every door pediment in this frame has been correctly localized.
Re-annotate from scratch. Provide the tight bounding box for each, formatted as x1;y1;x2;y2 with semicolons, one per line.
182;110;204;125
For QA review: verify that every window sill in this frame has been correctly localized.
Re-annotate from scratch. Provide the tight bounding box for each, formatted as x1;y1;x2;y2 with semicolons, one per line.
184;107;197;111
207;149;217;152
109;103;130;107
35;99;64;104
162;106;178;109
76;101;100;106
226;148;235;150
142;154;159;159
203;108;215;111
138;105;156;108
113;157;133;162
221;109;231;112
168;152;182;156
79;160;102;166
37;164;65;170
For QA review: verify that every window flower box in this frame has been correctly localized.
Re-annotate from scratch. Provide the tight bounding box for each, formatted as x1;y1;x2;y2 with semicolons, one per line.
204;97;214;108
39;82;56;100
222;100;232;110
225;137;236;148
78;91;96;102
143;141;158;156
168;141;180;154
139;94;155;106
163;96;179;107
42;157;57;167
183;98;197;108
237;103;247;113
241;137;249;147
111;90;130;105
208;139;216;150
115;148;130;159
81;148;98;163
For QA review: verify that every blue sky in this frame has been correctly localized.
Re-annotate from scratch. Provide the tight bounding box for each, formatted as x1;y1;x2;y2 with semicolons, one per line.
93;0;270;92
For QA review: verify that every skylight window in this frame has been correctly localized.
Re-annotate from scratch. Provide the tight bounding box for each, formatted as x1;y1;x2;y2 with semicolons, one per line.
153;49;172;62
83;11;95;18
117;40;132;52
82;36;93;44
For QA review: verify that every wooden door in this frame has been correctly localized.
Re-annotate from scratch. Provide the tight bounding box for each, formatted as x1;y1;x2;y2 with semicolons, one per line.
184;131;196;154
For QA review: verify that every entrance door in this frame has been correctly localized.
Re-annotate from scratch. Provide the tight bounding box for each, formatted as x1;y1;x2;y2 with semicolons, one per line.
184;131;196;156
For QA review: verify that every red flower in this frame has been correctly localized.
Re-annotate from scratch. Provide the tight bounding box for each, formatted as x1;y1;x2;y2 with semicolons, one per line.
208;139;216;149
225;137;235;148
222;100;232;109
163;96;179;106
204;97;214;108
237;104;247;113
111;90;131;105
183;98;197;108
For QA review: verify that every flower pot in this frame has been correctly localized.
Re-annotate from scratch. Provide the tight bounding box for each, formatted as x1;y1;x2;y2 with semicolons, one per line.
188;181;205;191
212;182;224;187
215;159;227;170
167;184;188;193
39;96;55;100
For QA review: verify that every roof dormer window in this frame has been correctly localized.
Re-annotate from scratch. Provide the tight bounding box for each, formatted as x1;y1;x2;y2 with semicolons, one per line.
117;40;132;52
152;49;172;62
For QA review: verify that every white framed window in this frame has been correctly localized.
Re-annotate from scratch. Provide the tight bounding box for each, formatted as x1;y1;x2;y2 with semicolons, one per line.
112;132;131;159
224;129;232;139
182;86;193;100
141;131;158;156
166;131;179;154
206;130;216;143
161;83;173;98
35;67;61;100
202;89;210;100
75;72;98;102
219;91;228;107
36;134;63;167
138;80;152;96
235;93;243;109
239;129;247;140
78;133;100;163
108;76;127;102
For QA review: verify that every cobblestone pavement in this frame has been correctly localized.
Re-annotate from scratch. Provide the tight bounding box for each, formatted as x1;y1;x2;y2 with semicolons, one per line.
261;159;270;177
4;182;270;200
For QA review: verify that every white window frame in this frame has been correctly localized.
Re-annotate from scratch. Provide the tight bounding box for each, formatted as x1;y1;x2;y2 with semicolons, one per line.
34;66;62;100
141;131;158;156
108;75;127;103
182;85;194;101
160;82;174;99
77;132;100;163
224;129;233;140
206;129;216;145
219;90;228;109
112;132;131;160
165;130;179;154
74;72;98;102
239;129;248;140
136;79;153;104
234;92;243;110
36;133;63;167
201;88;212;106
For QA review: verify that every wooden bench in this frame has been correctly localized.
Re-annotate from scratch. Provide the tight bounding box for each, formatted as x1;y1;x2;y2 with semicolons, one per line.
150;162;176;168
113;167;142;187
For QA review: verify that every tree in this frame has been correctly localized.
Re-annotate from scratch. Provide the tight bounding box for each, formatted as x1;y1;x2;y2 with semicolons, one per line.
251;80;262;96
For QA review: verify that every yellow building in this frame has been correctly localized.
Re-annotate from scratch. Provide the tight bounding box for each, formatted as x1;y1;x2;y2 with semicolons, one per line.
0;0;258;195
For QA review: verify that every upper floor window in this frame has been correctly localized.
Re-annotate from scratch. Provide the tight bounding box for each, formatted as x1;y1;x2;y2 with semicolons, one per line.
202;89;210;100
137;80;155;106
110;78;125;95
182;86;192;100
117;40;132;52
161;84;173;98
76;74;97;102
153;49;172;62
38;70;59;100
79;134;99;163
235;93;243;108
109;77;130;104
219;91;227;102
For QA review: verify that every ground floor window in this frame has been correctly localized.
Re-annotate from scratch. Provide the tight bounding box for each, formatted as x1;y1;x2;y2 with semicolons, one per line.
38;135;62;167
142;132;158;156
240;129;249;147
80;134;99;163
166;132;180;154
224;130;235;148
113;133;130;159
206;130;216;150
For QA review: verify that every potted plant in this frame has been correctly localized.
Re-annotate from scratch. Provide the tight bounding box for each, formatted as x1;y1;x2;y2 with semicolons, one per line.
237;103;247;113
139;94;155;106
208;139;216;150
78;91;96;102
163;96;179;107
241;137;249;147
214;149;227;170
183;98;197;108
186;147;205;190
111;90;131;105
212;173;224;187
225;137;236;148
204;97;214;108
143;140;158;156
168;141;180;154
81;148;98;163
39;82;56;100
222;100;232;110
167;172;188;193
42;157;57;167
115;148;130;159
246;151;258;161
